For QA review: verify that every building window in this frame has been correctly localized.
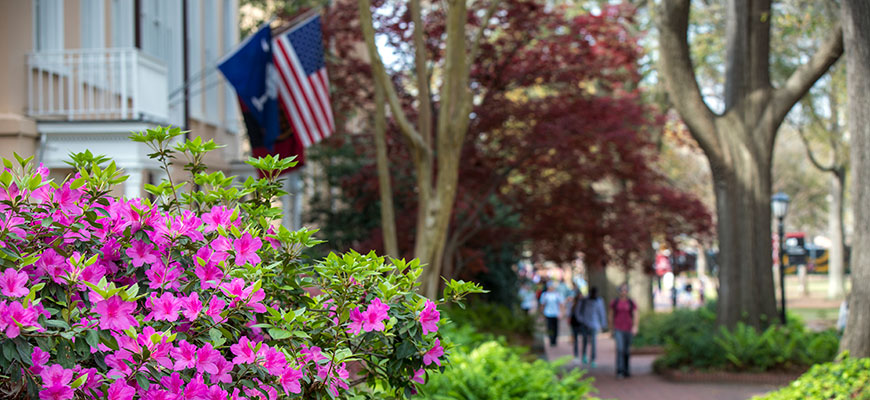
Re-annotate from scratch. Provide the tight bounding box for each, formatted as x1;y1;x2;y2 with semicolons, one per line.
34;0;64;52
80;0;105;49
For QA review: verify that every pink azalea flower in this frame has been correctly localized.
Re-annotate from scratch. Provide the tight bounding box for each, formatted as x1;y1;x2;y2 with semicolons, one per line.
346;307;364;335
107;379;135;400
245;288;267;313
197;343;223;374
230;336;258;365
210;236;233;263
145;261;183;290
0;301;41;338
279;367;303;395
181;292;203;321
94;295;139;331
38;385;74;400
220;278;249;299
34;249;67;283
126;240;160;267
161;372;186;394
299;345;327;365
258;345;286;376
194;263;224;290
205;296;227;323
103;351;132;379
171;340;198;371
40;364;73;387
265;226;281;250
0;268;29;297
211;357;234;384
146;292;182;322
204;385;229;400
202;206;237;233
39;364;74;400
53;183;83;215
418;299;440;335
183;374;209;399
233;232;262;266
410;368;426;384
361;298;390;332
30;346;50;374
423;339;444;366
79;262;106;285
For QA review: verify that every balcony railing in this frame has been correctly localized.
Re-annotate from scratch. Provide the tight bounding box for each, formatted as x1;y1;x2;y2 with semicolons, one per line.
27;48;168;123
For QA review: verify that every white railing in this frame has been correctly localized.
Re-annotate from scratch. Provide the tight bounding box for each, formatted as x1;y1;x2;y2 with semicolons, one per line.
28;48;169;123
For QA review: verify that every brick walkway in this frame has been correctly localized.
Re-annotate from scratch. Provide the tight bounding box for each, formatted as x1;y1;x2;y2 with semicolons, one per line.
543;321;783;400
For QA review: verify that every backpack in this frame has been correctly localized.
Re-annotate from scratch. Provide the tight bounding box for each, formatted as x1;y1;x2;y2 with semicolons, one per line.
571;299;590;331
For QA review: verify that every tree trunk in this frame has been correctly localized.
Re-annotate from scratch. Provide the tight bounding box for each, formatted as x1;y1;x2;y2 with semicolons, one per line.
840;0;870;358
627;264;654;314
710;129;779;327
828;171;846;299
656;0;842;328
373;78;399;257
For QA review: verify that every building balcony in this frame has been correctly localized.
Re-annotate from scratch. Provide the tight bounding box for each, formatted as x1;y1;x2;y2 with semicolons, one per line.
27;48;169;123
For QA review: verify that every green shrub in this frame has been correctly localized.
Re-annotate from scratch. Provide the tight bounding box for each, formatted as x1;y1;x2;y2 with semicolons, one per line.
634;302;717;347
417;340;598;400
443;302;537;340
753;357;870;400
647;304;840;372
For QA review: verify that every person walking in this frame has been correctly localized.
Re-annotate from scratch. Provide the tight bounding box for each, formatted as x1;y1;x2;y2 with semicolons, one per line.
610;284;637;379
569;291;585;361
519;282;537;314
576;287;607;367
539;282;565;346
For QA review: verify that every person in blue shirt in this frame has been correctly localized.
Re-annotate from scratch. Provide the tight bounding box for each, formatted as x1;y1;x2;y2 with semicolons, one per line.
539;282;565;346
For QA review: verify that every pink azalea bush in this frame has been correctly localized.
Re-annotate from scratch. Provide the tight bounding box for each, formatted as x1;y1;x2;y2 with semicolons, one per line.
0;127;483;399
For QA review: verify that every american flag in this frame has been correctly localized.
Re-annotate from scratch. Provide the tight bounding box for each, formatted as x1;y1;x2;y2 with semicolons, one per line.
272;15;334;147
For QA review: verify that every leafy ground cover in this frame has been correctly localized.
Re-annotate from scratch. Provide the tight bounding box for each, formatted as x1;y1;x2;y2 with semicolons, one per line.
635;303;840;373
753;356;870;400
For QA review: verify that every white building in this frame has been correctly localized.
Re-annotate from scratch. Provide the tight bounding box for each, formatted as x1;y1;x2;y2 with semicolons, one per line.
0;0;252;198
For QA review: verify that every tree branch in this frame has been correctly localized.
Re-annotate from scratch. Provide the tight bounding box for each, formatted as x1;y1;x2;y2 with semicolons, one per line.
410;0;433;147
795;127;837;173
768;23;844;136
468;0;501;74
357;0;431;155
654;0;719;157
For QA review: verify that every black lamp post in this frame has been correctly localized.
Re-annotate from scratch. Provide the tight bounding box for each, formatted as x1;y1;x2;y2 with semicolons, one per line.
772;192;790;324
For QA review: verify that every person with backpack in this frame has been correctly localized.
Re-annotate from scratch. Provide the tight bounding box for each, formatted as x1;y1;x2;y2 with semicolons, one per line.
610;283;636;379
569;291;586;360
572;286;607;367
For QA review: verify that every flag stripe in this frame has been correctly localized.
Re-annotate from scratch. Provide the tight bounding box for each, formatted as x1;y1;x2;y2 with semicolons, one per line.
275;37;331;141
272;46;320;144
312;69;334;133
277;87;313;147
273;54;316;147
271;15;335;148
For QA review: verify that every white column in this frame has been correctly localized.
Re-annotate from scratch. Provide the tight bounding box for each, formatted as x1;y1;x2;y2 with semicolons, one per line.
282;174;293;229
124;167;143;199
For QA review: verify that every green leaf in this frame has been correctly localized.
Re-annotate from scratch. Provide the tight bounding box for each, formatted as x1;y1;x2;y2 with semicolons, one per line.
396;340;416;359
85;329;100;349
70;373;88;389
135;373;151;390
268;328;292;340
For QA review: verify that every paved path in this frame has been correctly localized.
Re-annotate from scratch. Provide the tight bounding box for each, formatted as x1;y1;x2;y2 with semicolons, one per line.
543;321;783;400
